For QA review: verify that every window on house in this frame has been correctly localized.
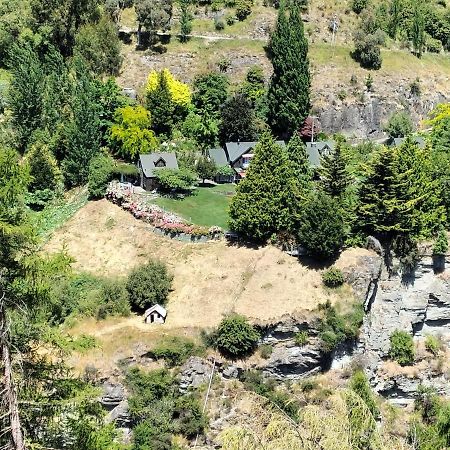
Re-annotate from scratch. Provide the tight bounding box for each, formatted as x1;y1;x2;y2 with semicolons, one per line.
154;158;166;168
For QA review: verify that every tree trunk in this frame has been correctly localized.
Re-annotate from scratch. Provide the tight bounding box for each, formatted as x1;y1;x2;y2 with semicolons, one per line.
0;299;26;450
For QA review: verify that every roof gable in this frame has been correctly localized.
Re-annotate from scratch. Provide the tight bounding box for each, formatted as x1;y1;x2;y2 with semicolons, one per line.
139;152;178;178
225;141;286;164
144;304;167;318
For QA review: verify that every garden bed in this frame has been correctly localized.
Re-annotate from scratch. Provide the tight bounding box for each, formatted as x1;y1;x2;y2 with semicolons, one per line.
106;181;223;241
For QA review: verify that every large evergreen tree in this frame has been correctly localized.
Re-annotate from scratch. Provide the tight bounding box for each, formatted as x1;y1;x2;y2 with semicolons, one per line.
320;140;352;199
286;132;311;189
229;133;298;241
267;0;310;139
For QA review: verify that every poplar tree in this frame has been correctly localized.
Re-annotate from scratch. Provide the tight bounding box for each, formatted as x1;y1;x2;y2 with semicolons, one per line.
320;140;352;199
412;3;425;57
229;133;297;241
267;0;310;139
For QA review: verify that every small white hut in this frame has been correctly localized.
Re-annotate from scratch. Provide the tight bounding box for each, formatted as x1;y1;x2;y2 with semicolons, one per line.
144;304;167;324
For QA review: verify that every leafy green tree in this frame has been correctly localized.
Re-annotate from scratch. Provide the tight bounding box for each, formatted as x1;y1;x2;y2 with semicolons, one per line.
351;0;368;14
126;260;173;310
153;168;197;192
388;0;401;38
215;314;260;358
433;230;449;256
192;72;229;117
229;133;298;241
135;0;173;45
385;111;414;138
73;15;122;76
267;1;310;138
320;140;352;198
298;190;346;260
110;105;159;160
241;65;265;106
286;132;311;189
30;0;102;56
181;111;220;150
352;32;383;69
219;92;257;143
179;0;193;42
196;155;217;183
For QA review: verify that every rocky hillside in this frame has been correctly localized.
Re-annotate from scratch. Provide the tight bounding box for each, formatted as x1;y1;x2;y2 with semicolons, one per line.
117;0;450;138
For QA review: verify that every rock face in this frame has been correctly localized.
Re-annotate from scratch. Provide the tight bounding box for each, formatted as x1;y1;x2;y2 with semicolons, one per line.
358;252;450;405
317;92;448;139
179;357;214;393
101;382;131;427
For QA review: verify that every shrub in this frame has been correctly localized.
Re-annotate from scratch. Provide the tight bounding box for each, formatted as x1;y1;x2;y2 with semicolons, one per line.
318;301;364;352
322;267;345;288
126;260;173;310
365;73;373;91
226;15;236;25
389;330;415;366
352;32;382;70
425;335;441;356
173;395;207;438
214;18;225;30
96;279;131;320
151;336;202;367
235;0;252;20
259;344;273;359
410;78;421;97
88;153;115;199
384;111;414;138
433;230;448;256
215;314;260;358
294;331;309;346
154;168;197;192
351;0;368;14
349;370;379;418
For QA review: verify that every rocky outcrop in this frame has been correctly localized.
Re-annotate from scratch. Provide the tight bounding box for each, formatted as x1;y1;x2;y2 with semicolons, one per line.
179;357;214;393
101;382;131;427
263;340;324;380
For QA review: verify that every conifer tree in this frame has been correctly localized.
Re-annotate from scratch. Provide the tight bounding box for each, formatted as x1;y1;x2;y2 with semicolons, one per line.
286;132;311;189
146;70;176;137
320;140;352;198
412;3;425;57
229;133;297;241
267;0;310;138
179;0;193;42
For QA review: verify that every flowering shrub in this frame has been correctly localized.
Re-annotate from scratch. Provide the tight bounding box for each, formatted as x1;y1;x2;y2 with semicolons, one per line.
106;182;222;239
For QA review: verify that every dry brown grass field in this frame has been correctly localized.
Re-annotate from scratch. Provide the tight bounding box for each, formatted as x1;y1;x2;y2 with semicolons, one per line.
44;200;371;372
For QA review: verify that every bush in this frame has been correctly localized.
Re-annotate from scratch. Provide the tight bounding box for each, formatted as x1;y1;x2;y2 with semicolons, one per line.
352;32;382;70
384;111;414;138
350;370;379;418
433;230;448;256
259;344;273;359
215;314;260;358
318;301;364;352
96;279;131;320
294;331;309;346
235;0;252;20
151;336;202;367
126;260;173;310
322;267;345;288
425;335;441;356
154;168;197;192
214;18;225;30
351;0;368;14
389;330;415;366
88;153;115;199
226;15;236;26
173;395;207;438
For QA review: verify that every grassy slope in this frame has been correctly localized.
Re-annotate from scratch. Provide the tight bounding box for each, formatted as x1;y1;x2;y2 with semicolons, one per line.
153;184;236;229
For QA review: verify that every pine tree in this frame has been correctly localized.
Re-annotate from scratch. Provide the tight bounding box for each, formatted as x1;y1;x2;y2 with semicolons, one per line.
229;133;297;241
286;132;311;189
267;1;311;139
320;140;352;198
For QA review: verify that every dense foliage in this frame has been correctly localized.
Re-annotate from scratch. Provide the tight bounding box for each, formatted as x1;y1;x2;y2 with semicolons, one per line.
126;259;173;310
389;330;415;365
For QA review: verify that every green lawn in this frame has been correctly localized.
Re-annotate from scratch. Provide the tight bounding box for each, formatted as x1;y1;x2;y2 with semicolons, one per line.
153;184;236;229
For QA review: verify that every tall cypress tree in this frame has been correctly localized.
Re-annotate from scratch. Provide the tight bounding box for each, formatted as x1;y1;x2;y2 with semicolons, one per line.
320;140;352;199
267;0;310;139
229;133;297;241
411;4;425;57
